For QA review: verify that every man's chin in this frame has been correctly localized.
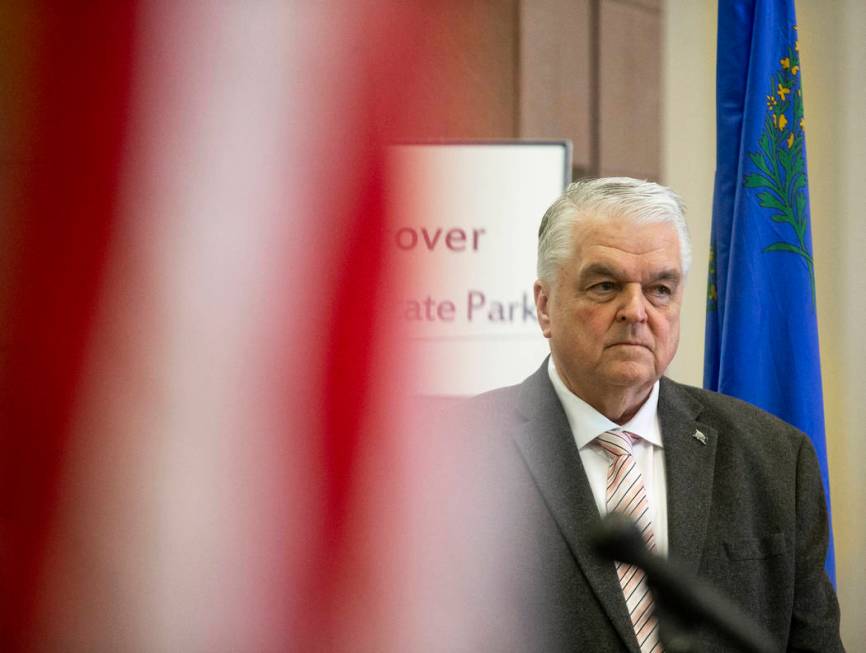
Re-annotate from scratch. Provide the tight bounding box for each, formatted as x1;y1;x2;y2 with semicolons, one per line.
599;364;657;390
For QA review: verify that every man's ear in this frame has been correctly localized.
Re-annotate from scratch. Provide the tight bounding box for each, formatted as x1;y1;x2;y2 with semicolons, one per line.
534;279;552;338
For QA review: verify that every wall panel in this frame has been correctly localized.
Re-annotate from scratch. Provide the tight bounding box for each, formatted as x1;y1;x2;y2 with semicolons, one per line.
518;0;592;171
599;0;661;180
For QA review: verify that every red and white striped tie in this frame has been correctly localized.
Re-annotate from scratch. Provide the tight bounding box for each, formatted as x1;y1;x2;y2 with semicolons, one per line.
596;429;662;653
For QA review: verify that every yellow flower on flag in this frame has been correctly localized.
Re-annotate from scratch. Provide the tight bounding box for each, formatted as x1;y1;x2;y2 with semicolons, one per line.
742;24;815;302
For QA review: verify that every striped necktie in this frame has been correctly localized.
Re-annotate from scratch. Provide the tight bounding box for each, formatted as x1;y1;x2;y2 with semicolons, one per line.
596;429;662;653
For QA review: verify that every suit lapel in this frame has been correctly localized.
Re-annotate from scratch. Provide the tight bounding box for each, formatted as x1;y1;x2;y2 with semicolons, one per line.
510;363;641;653
658;377;718;575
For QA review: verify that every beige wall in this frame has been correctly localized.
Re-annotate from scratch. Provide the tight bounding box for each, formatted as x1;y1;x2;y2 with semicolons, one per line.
661;2;716;385
663;1;866;648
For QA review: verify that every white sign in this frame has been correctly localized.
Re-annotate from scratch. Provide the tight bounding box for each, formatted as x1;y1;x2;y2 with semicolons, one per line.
389;142;571;396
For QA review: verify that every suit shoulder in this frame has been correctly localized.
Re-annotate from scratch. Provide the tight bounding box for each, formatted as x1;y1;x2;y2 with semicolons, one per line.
661;378;810;453
467;382;523;410
449;382;524;431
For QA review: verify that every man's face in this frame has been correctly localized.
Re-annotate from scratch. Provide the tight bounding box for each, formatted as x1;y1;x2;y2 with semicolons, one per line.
534;216;684;408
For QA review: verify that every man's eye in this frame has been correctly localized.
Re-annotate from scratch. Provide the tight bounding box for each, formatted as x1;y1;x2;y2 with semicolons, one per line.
649;285;673;297
591;281;617;292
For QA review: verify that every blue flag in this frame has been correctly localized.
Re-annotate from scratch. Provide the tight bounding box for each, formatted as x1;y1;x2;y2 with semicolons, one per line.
704;0;835;582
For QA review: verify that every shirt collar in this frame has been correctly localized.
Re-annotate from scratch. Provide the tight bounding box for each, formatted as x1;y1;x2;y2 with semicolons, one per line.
547;357;663;449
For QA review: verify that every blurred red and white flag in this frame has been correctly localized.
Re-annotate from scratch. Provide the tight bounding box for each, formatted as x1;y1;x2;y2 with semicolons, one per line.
0;2;522;651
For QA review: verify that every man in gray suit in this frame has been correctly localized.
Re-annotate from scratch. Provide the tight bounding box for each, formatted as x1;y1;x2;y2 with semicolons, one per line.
444;178;842;651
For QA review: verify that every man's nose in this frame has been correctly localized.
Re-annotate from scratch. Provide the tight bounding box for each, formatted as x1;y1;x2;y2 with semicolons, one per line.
616;285;647;323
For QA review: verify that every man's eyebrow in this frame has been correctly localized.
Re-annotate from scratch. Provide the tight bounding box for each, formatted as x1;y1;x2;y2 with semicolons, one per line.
578;263;619;280
651;269;682;283
578;264;682;283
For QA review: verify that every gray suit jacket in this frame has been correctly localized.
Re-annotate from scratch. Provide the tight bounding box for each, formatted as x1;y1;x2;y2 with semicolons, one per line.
443;360;842;652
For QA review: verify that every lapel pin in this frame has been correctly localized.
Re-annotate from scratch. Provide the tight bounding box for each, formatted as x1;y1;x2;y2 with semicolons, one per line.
692;429;707;445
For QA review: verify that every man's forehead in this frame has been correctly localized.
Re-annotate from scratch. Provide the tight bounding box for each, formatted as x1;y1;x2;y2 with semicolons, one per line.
572;218;680;258
572;212;678;238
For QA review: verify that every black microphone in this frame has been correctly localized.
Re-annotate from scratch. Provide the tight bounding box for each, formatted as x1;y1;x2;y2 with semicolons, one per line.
592;513;777;653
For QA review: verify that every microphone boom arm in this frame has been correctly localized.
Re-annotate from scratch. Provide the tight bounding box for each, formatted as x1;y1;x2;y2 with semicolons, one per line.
592;512;777;653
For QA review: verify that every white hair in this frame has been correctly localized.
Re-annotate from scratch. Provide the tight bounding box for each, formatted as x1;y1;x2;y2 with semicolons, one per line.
536;177;691;282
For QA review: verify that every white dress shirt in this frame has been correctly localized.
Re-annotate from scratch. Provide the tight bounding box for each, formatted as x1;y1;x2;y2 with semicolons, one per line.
547;358;669;556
